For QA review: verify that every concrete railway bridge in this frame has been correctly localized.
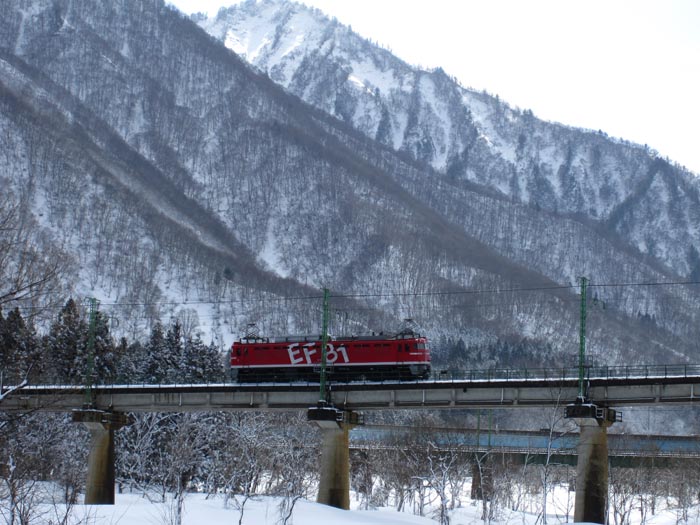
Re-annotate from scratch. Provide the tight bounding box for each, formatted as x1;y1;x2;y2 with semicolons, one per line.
3;364;700;523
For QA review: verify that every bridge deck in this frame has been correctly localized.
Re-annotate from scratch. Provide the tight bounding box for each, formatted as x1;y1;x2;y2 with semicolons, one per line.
2;371;700;412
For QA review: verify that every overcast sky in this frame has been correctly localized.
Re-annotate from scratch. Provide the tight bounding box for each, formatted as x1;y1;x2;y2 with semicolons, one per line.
169;0;700;175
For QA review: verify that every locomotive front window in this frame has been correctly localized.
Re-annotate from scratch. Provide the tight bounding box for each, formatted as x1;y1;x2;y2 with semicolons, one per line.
417;343;426;350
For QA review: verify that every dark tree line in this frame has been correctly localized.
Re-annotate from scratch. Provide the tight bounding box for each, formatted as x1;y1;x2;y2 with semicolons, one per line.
0;299;225;386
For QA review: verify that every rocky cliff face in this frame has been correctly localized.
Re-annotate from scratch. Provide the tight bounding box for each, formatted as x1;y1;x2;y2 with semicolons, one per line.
199;0;700;278
0;0;697;366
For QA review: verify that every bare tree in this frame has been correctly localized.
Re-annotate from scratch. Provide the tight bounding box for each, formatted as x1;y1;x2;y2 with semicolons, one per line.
534;390;575;525
666;458;700;525
273;413;319;524
351;449;376;510
176;308;200;340
0;189;66;315
0;414;85;525
425;441;457;525
472;450;495;523
609;467;638;525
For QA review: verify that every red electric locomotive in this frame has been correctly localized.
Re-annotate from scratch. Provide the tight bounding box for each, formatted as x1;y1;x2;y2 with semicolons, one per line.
230;327;431;382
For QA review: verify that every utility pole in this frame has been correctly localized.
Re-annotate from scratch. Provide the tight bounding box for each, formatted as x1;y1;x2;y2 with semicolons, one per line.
307;287;363;510
74;297;133;505
566;275;620;523
85;297;99;408
578;276;587;401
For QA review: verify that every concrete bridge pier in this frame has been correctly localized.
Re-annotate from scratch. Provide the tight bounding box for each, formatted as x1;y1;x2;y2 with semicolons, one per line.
574;418;612;523
72;410;131;505
308;404;363;509
317;424;352;509
566;403;619;524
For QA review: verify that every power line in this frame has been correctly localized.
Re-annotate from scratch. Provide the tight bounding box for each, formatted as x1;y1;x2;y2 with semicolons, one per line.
3;279;699;313
328;284;577;300
589;280;700;289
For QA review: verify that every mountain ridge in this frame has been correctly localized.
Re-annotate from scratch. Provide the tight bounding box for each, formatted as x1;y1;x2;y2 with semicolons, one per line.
0;0;697;366
199;0;700;278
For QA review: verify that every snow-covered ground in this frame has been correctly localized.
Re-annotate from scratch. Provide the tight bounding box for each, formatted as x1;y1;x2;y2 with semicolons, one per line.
41;494;435;525
16;490;700;525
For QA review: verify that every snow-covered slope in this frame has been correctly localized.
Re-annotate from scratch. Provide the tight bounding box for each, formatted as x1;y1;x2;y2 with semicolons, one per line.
199;0;700;278
1;0;699;366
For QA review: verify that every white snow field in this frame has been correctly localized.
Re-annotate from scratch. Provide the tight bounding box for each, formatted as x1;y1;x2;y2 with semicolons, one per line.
48;493;437;525
17;489;700;525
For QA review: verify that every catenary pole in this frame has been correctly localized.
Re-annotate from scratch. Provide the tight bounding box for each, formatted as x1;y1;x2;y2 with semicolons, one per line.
578;277;588;400
319;288;330;403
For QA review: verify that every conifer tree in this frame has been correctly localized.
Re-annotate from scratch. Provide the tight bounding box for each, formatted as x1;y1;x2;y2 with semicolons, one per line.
44;299;86;384
0;308;39;383
113;337;138;383
91;310;117;383
165;321;184;383
180;334;225;383
141;322;167;383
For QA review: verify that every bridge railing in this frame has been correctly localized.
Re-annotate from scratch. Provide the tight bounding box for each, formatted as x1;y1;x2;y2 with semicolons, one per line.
3;365;700;392
432;364;700;382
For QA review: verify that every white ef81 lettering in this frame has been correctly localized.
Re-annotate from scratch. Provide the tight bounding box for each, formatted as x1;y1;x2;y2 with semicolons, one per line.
287;342;348;365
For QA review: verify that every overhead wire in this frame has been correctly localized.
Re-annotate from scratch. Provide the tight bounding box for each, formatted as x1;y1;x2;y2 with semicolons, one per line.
3;279;698;317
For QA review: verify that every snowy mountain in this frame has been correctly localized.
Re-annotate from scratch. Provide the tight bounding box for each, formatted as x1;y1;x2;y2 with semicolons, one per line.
198;0;700;278
0;0;698;367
